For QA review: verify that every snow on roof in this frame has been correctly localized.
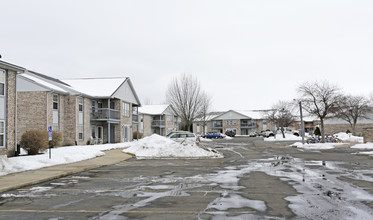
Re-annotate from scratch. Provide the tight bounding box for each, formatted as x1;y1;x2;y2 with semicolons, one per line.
62;77;127;97
139;104;170;115
20;73;69;94
234;110;265;119
195;112;224;122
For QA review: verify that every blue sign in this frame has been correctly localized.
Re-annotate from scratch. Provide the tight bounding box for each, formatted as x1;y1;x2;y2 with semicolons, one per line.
48;126;52;140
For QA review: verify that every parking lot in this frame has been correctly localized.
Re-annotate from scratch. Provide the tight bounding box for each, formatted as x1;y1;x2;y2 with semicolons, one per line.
0;137;372;219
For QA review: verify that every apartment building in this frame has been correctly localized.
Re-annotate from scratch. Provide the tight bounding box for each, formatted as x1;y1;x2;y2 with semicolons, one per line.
139;104;179;137
17;71;141;146
0;60;25;156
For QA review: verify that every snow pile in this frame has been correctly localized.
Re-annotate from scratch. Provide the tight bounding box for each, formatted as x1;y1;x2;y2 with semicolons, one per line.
264;134;302;142
354;151;373;156
351;143;373;156
351;143;373;149
123;134;222;159
291;142;338;150
0;143;128;176
334;132;363;143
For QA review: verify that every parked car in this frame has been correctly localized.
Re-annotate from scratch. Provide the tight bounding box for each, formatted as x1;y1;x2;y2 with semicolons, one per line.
225;130;236;137
249;132;257;137
262;129;274;138
277;127;300;136
203;132;224;139
167;131;199;143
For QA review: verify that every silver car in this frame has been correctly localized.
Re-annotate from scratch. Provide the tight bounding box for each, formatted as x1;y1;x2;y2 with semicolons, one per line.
166;131;199;143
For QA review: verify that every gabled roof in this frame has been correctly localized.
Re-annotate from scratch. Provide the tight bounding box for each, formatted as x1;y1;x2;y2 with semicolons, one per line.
212;110;266;120
18;72;70;94
18;71;141;105
194;112;225;122
62;77;141;106
62;77;127;98
0;60;26;72
139;104;173;115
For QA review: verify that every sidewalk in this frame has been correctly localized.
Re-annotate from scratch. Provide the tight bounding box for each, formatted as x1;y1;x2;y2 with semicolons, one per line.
0;149;133;193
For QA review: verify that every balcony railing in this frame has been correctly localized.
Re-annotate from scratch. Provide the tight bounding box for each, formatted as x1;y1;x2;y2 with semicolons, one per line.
91;108;120;121
152;120;165;127
240;122;256;128
212;123;223;129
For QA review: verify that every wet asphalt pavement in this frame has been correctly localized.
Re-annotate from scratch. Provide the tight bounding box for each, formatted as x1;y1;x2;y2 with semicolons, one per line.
0;137;372;219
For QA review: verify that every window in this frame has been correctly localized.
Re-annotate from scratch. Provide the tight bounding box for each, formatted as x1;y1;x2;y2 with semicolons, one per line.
0;70;5;120
167;115;173;124
227;120;236;126
78;125;83;140
123;102;130;117
0;70;5;147
78;97;84;140
52;94;59;131
53;94;58;110
78;97;83;112
0;121;4;147
0;70;4;96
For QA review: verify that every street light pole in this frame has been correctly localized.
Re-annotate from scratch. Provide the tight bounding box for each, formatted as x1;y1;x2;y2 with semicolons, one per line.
299;101;305;145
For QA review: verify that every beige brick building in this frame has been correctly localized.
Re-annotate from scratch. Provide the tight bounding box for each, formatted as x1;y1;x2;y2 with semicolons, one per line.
0;60;26;157
17;71;141;146
193;110;275;136
139;104;179;137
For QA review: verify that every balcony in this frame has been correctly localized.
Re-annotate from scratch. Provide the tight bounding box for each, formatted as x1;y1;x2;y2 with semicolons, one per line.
152;120;165;128
91;108;120;121
212;122;223;129
240;122;256;128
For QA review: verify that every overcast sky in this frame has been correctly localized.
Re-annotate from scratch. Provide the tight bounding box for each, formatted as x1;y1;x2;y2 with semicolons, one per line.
1;0;373;111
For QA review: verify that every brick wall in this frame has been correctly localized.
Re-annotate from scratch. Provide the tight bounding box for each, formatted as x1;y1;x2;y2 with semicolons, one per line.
62;95;77;145
363;127;373;143
324;123;370;136
17;91;48;144
6;70;17;156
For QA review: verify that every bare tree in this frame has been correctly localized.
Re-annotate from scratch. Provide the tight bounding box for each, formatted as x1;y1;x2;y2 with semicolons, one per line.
335;95;372;135
297;80;342;143
199;93;212;135
166;74;211;132
266;101;296;138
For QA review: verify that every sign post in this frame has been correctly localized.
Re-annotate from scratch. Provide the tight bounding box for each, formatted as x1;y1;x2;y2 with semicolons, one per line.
48;126;52;159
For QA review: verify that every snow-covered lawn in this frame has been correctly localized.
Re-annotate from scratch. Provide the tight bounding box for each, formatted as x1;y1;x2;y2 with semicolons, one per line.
291;142;343;150
334;132;364;143
351;142;373;149
264;134;302;142
0;135;222;177
0;143;128;177
123;134;223;159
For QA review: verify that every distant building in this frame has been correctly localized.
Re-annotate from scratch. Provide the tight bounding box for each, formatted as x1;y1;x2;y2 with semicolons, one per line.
138;104;179;137
193;110;275;135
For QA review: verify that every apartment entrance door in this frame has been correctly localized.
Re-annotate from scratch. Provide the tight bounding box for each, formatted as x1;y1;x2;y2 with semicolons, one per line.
122;125;130;142
110;125;115;143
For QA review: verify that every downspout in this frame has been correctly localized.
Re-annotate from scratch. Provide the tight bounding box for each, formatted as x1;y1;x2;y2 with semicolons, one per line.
15;75;17;154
